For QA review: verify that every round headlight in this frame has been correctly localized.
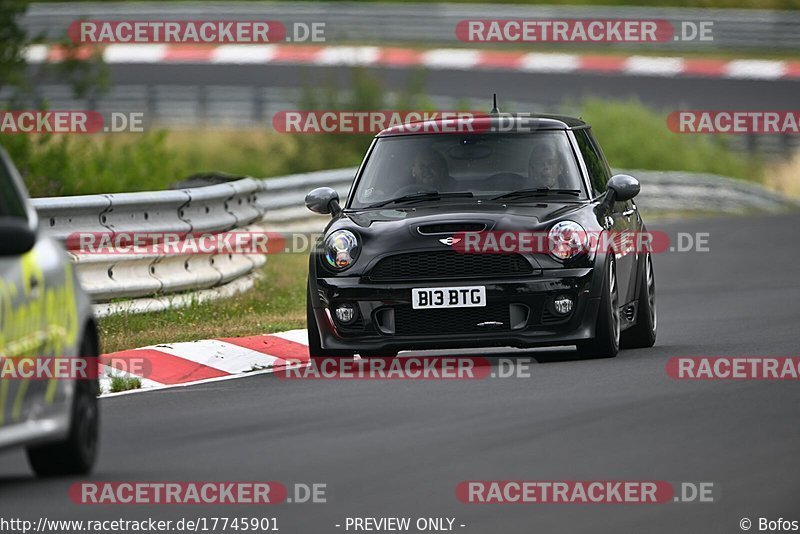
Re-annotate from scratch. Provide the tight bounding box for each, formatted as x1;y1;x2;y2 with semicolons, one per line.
548;221;588;260
324;230;360;270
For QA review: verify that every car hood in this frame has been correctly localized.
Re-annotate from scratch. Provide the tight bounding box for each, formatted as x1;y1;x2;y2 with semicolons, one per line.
338;201;589;233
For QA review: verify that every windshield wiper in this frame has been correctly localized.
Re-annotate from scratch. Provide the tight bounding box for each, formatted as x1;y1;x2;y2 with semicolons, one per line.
365;191;474;208
490;188;582;201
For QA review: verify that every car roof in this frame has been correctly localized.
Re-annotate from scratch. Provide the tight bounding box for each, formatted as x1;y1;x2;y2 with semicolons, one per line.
377;113;588;137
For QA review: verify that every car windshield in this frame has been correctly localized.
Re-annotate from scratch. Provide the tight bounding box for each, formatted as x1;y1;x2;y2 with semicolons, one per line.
349;131;586;208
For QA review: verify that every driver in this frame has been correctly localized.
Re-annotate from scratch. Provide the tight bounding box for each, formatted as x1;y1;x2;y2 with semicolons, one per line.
411;149;449;191
528;143;564;189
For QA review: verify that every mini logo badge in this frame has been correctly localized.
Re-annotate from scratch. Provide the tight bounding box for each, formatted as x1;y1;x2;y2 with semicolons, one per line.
439;237;461;246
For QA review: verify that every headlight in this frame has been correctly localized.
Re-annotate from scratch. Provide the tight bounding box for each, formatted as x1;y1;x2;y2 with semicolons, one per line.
548;221;588;260
324;230;360;270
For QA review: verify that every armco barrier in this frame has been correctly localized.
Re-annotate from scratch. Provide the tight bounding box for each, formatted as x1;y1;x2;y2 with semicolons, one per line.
34;194;112;241
32;169;798;316
31;177;270;313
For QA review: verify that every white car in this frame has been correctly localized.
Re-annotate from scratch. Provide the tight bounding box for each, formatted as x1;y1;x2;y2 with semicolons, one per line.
0;145;99;476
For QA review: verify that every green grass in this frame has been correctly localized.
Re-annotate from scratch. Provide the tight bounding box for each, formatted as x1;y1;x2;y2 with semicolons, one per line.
99;253;308;354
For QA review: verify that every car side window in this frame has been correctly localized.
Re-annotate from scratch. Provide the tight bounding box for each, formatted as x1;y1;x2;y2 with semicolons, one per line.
574;129;611;195
0;154;28;218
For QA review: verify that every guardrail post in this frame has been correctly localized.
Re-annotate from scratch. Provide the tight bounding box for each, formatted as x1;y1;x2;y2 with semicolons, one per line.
253;86;265;125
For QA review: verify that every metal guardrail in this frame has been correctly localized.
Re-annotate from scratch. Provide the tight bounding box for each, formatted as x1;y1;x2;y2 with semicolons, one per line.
23;2;800;51
32;168;798;316
31;177;266;316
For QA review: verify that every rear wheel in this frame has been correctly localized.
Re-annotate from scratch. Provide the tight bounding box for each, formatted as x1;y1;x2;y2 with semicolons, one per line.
576;254;620;359
620;252;657;349
306;282;354;358
27;329;100;477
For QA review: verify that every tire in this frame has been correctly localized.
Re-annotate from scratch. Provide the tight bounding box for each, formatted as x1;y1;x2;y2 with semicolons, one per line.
27;329;100;477
620;252;657;349
576;254;620;359
306;281;354;358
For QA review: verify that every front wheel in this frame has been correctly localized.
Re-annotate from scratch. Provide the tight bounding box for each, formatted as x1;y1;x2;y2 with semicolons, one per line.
620;252;657;349
27;329;100;477
576;254;620;359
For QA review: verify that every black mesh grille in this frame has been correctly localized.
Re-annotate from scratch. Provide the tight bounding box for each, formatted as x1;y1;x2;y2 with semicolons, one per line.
393;303;511;335
368;251;532;281
541;307;566;325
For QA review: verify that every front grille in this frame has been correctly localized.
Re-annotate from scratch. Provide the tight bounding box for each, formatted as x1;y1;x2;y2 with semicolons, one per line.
393;303;511;335
368;251;532;281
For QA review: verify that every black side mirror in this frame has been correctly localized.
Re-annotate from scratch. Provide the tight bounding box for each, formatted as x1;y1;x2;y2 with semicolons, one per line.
305;187;342;216
0;217;36;256
607;174;641;202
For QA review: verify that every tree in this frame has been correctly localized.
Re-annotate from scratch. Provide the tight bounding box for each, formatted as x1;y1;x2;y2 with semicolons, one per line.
0;0;29;98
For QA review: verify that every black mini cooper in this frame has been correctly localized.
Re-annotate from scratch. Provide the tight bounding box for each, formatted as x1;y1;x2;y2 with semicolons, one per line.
305;114;656;359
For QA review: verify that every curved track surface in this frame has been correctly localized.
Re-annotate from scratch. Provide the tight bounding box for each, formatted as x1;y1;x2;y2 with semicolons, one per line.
1;213;799;533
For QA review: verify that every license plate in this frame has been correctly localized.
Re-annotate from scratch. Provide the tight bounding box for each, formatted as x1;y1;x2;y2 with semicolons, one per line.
412;286;486;309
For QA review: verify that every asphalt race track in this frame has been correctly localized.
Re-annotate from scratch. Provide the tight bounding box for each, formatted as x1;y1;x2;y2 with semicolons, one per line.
1;212;799;533
102;63;800;109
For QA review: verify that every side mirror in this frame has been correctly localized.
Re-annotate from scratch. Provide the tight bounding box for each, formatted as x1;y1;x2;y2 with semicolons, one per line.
607;174;640;202
305;187;342;216
0;217;36;256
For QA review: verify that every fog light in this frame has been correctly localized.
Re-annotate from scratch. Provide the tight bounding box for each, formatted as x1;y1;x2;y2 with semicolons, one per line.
334;303;357;324
553;295;574;315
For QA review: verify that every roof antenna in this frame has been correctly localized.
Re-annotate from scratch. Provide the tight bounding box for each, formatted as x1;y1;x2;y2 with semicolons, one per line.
490;93;499;115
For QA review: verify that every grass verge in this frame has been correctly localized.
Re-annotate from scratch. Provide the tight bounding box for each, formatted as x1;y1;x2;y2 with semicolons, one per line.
98;253;308;354
106;374;142;394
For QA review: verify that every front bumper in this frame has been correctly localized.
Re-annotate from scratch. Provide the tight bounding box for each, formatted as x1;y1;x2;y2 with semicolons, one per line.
310;267;601;353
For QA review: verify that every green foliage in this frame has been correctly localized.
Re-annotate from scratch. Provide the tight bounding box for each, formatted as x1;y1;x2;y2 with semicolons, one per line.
2;69;762;198
287;68;435;173
107;374;142;393
0;0;30;100
576;98;762;181
3;131;188;197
